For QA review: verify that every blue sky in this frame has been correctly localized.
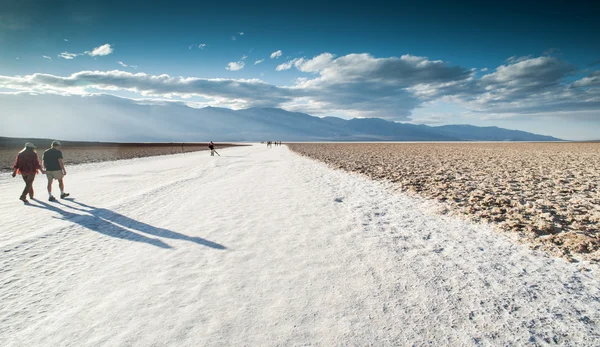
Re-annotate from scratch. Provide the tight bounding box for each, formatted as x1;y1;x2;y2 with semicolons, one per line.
1;0;599;140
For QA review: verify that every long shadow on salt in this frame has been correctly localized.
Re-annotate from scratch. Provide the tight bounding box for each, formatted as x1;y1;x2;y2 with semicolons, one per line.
31;200;226;250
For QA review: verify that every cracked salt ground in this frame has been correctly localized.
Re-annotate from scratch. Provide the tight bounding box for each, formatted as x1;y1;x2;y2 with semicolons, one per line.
0;144;599;346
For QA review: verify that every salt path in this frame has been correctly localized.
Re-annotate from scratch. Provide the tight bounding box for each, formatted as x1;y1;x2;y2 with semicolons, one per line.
1;145;599;346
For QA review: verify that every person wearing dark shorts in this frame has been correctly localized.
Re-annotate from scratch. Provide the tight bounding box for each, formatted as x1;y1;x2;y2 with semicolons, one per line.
12;142;45;203
42;141;69;201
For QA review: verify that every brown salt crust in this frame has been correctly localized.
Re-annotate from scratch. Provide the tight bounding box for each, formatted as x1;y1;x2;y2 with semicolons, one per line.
1;143;245;171
288;143;600;264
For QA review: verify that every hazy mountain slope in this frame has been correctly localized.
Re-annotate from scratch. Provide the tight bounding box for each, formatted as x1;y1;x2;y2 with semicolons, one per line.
0;93;562;141
340;119;461;141
434;125;561;141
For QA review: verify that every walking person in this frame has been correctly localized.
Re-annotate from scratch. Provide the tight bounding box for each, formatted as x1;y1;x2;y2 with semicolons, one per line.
208;141;215;156
12;142;44;203
42;141;69;201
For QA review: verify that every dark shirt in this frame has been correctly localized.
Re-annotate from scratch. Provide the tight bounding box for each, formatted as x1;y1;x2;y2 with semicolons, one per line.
43;148;63;171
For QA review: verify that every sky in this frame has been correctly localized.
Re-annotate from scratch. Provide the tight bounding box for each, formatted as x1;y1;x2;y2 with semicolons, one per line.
1;0;599;140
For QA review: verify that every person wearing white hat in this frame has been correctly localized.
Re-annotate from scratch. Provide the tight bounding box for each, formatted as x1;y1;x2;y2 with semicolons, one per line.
12;142;45;203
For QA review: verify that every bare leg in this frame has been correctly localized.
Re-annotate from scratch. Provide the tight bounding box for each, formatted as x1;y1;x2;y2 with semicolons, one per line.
47;176;53;196
58;178;65;193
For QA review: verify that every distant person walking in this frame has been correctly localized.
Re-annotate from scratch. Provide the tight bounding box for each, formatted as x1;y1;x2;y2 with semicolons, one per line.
43;141;69;201
208;141;215;156
12;142;44;203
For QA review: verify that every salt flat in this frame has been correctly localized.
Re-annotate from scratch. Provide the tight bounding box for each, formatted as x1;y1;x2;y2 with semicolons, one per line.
0;144;599;346
289;142;600;263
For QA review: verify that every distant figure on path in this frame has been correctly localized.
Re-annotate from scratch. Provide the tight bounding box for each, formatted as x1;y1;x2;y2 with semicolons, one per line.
12;142;44;203
208;141;215;156
43;141;69;201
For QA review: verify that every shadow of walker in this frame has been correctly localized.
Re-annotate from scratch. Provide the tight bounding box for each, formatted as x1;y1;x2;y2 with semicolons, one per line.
32;200;226;250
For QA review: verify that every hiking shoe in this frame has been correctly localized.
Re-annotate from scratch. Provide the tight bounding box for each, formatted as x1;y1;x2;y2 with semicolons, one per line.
49;196;57;202
60;193;70;199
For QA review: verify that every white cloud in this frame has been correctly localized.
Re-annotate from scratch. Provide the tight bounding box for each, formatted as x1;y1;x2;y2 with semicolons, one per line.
474;56;576;106
58;43;113;60
505;55;532;64
42;55;52;60
275;62;291;71
58;52;79;60
573;71;600;88
231;36;237;41
15;57;19;60
270;50;282;59
189;43;207;50
295;53;334;72
276;58;304;71
239;32;244;35
254;59;265;65
64;39;68;42
480;68;488;72
116;61;138;69
87;43;113;56
226;55;248;70
226;61;245;71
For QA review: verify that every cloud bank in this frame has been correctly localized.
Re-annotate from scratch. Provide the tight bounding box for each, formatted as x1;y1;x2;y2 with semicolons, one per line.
1;52;599;122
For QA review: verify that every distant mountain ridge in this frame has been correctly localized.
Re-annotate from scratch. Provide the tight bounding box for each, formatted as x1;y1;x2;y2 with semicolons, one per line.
0;93;562;142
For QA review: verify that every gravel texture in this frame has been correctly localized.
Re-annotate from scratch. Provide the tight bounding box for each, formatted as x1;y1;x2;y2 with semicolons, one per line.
288;142;600;263
1;143;244;171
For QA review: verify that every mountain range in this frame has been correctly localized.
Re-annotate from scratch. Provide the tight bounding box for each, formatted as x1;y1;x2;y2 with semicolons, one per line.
0;93;562;142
